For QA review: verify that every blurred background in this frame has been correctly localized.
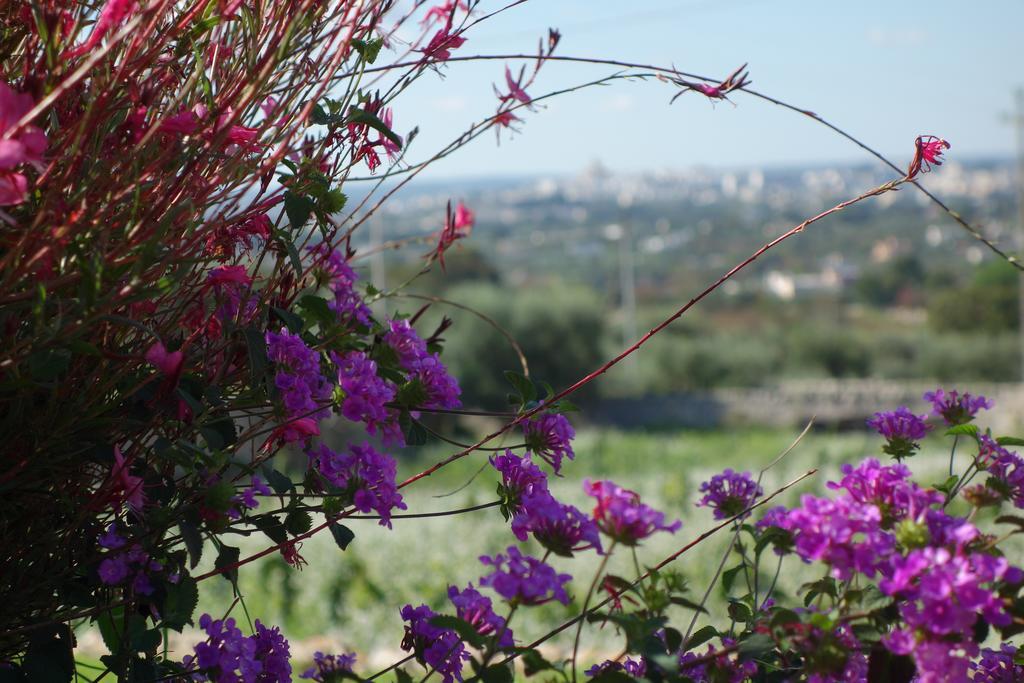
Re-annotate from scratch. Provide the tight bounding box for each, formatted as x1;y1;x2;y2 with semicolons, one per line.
141;0;1024;671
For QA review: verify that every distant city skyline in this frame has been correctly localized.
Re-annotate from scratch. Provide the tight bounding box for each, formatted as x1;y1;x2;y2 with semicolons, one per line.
380;0;1023;181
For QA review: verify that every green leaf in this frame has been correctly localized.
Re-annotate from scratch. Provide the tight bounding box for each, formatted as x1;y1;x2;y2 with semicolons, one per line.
352;38;383;63
662;627;683;653
721;564;744;594
311;103;331;125
214;544;241;583
96;607;126;655
669;596;709;614
29;348;71;382
329;522;355;550
588;671;634;683
162;576;199;631
931;475;959;495
345;106;403;149
320;189;347;214
736;633;773;662
769;608;800;628
997;436;1024;447
727;599;751;623
284;191;315;230
205;480;236;514
684;626;716;651
395;669;414;683
298;295;335;327
429;615;487;649
398;411;428;446
945;423;979;437
504;371;535;404
131;628;162;653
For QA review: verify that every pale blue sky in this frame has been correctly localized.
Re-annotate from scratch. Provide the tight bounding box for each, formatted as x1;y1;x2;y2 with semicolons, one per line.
384;0;1023;179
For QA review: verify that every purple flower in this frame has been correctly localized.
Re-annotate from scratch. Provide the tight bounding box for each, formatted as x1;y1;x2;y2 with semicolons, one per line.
479;546;572;606
696;469;763;520
400;604;469;683
229;476;273;520
252;621;292;683
826;458;942;525
867;407;931;459
586;657;646;678
300;652;357;682
781;494;894;580
510;491;602;557
491;451;549;518
384;319;461;409
924;388;993;426
309;245;373;327
678;638;756;683
980;436;1024;508
448;584;514;647
384;319;429;367
97;530;162;596
971;644;1024;682
332;351;398;442
584;480;681;546
266;329;332;423
184;614;292;683
310;443;406;527
522;413;575;473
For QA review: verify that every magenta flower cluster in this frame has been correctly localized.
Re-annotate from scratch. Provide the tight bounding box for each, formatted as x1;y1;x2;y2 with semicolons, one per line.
584;479;681;546
310;245;373;327
228;476;272;520
522;412;575;472
448;584;514;647
924;387;993;426
300;652;357;682
400;604;470;683
479;545;572;606
310;442;406;527
332;350;398;442
97;524;163;595
184;614;292;683
970;644;1024;682
867;406;931;459
384;319;461;409
678;638;757;682
760;456;1024;680
696;468;763;520
266;329;332;424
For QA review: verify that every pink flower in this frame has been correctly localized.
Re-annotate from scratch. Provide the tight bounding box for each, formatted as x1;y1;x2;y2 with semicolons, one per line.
907;135;950;179
145;341;184;380
207;265;252;286
421;28;466;62
379;107;401;160
160;109;201;136
64;0;138;59
493;111;521;128
501;66;531;105
0;81;48;206
110;446;146;512
264;418;320;449
434;201;473;271
420;1;469;25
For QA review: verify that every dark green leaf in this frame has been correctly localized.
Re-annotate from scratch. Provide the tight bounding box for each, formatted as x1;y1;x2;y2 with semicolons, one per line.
503;371;535;404
284;191;315;230
997;436;1024;447
329;522;355;550
352;38;383;63
478;664;513;683
736;633;774;662
298;295;335;327
398;411;428;446
669;596;709;614
271;306;304;333
721;564;744;594
163;576;199;631
253;515;288;544
662;627;683;653
311;103;330;125
931;475;959;495
395;669;414;683
179;517;204;569
262;466;294;495
684;625;717;652
28;348;71;382
945;423;979;437
23;625;74;683
286;509;313;535
345;106;403;149
517;648;553;677
243;327;269;389
131;628;162;653
214;544;241;583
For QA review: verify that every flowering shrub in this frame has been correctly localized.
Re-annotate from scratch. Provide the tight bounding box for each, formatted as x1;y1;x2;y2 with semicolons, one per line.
1;1;1021;682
